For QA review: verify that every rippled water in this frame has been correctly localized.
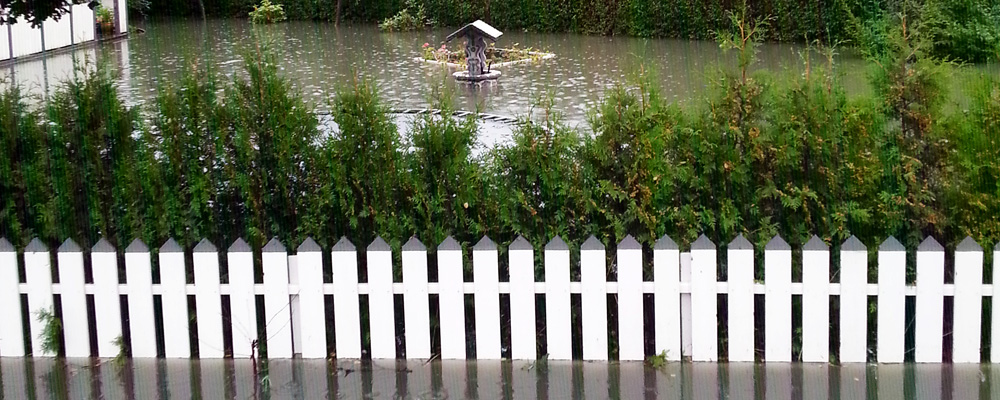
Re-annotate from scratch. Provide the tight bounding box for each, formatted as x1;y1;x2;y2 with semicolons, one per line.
0;358;996;399
2;19;881;128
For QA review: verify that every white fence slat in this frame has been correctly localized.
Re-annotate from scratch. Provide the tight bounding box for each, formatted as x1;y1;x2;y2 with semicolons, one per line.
57;239;89;357
877;237;906;363
727;234;755;363
25;238;54;356
580;236;608;361
193;240;224;359
159;239;190;358
125;239;156;358
91;239;121;358
263;238;293;358
839;236;868;363
437;237;465;360
802;236;830;363
993;242;1000;363
617;235;643;361
952;237;984;363
545;237;572;360
914;237;944;363
402;237;430;359
653;235;681;361
332;238;361;359
297;238;327;359
681;252;692;357
765;235;792;362
508;236;536;360
366;237;395;359
0;238;25;356
227;239;257;358
289;255;301;355
473;237;501;360
690;235;718;361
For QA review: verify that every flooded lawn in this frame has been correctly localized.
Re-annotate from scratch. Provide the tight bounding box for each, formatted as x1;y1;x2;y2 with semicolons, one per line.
0;358;996;399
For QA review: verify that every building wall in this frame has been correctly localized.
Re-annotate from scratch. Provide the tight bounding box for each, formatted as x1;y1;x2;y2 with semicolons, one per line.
3;3;123;63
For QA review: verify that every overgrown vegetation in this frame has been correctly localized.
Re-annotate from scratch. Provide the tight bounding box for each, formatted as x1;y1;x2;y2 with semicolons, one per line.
249;0;286;24
378;0;428;32
35;307;61;356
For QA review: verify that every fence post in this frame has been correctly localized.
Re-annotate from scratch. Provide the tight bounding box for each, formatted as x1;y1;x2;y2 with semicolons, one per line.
228;238;257;358
877;236;905;363
546;236;571;360
160;238;190;358
914;237;944;363
993;242;1000;364
402;237;430;359
57;239;89;358
727;234;755;362
367;237;395;359
690;234;717;361
473;236;501;360
508;236;536;360
296;237;327;359
617;235;643;361
0;238;25;356
839;236;868;363
125;239;156;358
437;236;465;360
653;235;681;361
765;235;792;362
580;236;607;361
25;238;53;356
952;237;984;363
332;237;361;359
194;239;224;359
263;238;293;358
801;235;830;363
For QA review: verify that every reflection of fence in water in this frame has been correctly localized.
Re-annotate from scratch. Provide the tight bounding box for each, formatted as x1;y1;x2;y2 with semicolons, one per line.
0;234;997;365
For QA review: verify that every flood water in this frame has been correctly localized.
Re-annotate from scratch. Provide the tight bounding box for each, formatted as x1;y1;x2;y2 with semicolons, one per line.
0;357;996;399
2;19;883;129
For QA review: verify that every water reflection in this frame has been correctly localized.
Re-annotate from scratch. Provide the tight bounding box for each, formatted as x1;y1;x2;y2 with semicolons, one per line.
1;357;996;399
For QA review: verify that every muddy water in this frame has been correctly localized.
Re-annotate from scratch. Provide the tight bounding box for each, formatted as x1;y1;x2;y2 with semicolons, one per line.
0;357;995;399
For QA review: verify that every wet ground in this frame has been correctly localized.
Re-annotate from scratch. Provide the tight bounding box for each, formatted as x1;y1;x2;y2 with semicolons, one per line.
0;357;996;399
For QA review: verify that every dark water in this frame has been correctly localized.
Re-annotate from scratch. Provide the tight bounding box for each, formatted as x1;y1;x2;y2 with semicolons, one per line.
2;19;879;128
0;358;996;399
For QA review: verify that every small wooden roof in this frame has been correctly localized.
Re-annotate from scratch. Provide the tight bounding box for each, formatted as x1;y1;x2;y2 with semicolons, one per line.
445;20;503;43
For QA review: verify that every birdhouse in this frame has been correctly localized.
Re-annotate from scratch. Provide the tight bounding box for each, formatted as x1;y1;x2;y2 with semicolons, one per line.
445;20;503;81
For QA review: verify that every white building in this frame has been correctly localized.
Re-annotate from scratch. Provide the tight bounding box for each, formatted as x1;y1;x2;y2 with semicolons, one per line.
1;0;127;62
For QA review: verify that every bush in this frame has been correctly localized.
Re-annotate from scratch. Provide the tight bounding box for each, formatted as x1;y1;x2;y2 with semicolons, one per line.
249;0;287;24
379;0;428;32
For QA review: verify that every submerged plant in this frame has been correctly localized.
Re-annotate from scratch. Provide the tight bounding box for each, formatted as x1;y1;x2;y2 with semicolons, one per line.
250;0;287;24
36;307;61;356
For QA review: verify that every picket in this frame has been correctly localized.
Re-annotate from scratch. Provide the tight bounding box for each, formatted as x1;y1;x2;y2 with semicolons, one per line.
580;236;608;361
91;239;121;358
473;236;501;360
366;237;395;359
914;237;944;363
297;238;327;359
839;236;868;363
160;239;190;358
994;242;1000;364
508;236;536;360
24;239;54;356
194;239;225;359
952;237;983;363
877;237;906;363
0;238;22;357
617;235;644;361
765;235;792;362
690;235;717;361
57;239;89;358
332;238;361;359
437;236;465;360
125;239;157;358
402;237;431;359
545;236;572;360
653;235;681;361
228;239;257;358
727;234;755;363
262;238;293;358
801;236;830;363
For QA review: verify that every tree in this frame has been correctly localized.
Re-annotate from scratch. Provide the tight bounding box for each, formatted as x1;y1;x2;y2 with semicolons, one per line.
0;0;90;27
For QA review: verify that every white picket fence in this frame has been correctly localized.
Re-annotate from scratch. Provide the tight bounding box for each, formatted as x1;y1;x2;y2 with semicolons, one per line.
0;234;998;364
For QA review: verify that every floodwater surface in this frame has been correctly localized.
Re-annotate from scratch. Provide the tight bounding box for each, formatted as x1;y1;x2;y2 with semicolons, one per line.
0;358;996;399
